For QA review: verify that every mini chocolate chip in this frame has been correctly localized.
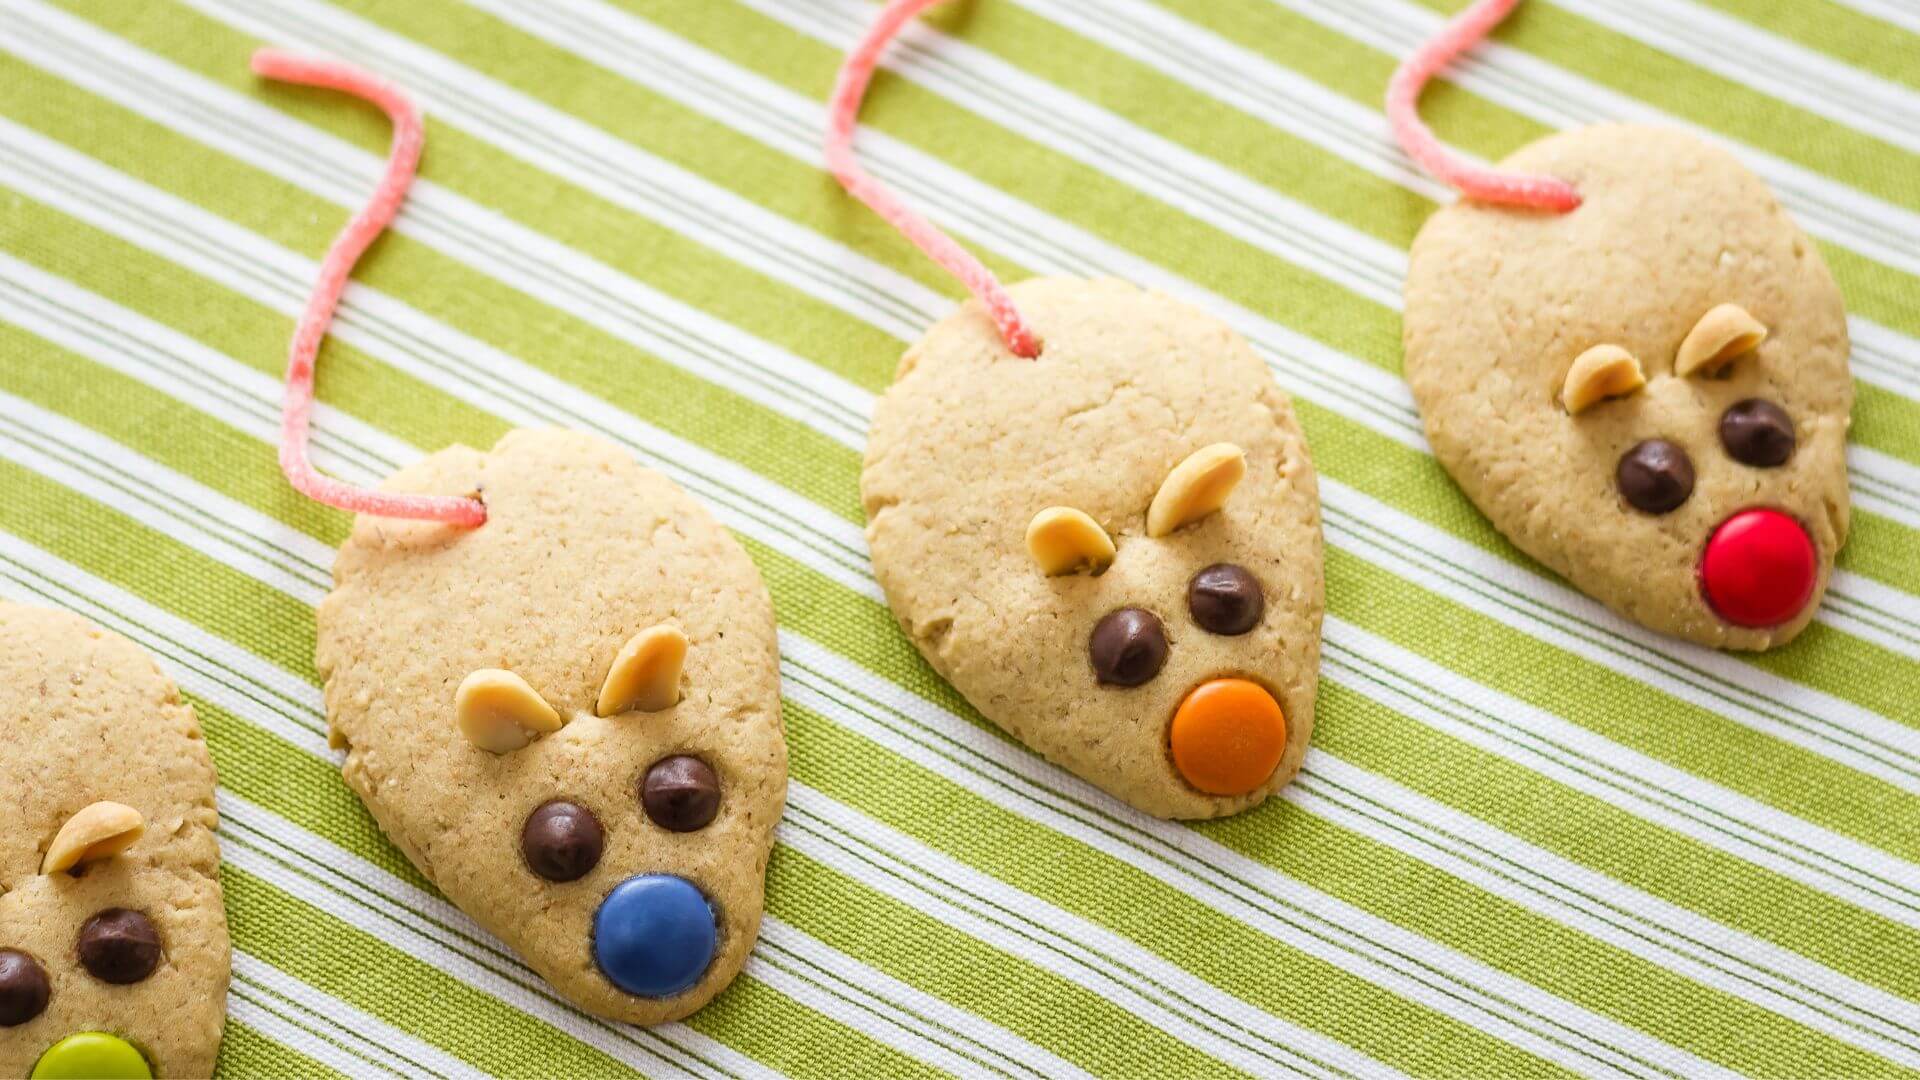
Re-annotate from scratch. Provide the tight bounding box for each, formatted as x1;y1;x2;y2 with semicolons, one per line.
77;908;160;985
521;801;605;882
0;949;49;1026
643;756;721;832
1720;398;1795;468
1188;564;1265;636
1090;608;1169;687
1616;439;1695;515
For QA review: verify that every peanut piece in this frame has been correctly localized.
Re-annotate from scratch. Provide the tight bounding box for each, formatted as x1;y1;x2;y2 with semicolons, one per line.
43;801;145;874
1147;443;1246;537
1561;344;1647;414
597;625;687;716
456;669;562;753
1677;303;1766;377
1026;507;1116;576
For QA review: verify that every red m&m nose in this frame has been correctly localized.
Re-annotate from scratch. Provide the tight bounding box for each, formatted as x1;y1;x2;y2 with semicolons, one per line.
1699;509;1817;628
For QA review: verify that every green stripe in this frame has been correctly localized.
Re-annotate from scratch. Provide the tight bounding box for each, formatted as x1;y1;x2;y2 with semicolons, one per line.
766;844;1239;1079
1313;678;1920;1002
1689;0;1920;91
1328;546;1920;860
1420;0;1920;210
1201;802;1903;1079
215;1017;347;1080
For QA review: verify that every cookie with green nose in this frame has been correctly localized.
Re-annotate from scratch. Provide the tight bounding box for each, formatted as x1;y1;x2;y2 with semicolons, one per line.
0;604;229;1078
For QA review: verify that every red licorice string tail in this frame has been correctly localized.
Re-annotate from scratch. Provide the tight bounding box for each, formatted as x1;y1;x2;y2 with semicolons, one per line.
251;49;488;526
1386;0;1581;211
825;0;1041;358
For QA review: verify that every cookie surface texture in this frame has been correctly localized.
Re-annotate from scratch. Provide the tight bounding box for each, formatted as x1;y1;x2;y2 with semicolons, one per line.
863;277;1325;820
1404;124;1851;650
0;604;228;1078
314;428;786;1024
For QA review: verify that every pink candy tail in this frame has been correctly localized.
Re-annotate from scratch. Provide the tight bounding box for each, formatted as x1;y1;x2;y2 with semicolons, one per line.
1386;0;1581;212
825;0;1041;358
252;49;488;527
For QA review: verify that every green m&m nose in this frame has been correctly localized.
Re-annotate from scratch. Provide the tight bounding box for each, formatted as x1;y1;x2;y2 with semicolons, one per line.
31;1032;151;1079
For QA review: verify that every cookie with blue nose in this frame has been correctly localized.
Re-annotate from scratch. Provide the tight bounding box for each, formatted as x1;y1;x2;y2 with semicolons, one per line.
315;428;786;1023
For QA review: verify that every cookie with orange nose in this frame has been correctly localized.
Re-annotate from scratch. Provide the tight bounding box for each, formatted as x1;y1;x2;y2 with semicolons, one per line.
1403;125;1851;649
314;428;786;1023
0;604;229;1079
864;277;1325;820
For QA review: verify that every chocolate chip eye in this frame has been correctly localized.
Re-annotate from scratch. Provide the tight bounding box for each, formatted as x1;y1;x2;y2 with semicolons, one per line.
642;756;721;832
1188;564;1265;636
1720;399;1795;467
1616;439;1695;515
77;908;161;985
1090;608;1169;687
0;949;49;1026
521;801;605;882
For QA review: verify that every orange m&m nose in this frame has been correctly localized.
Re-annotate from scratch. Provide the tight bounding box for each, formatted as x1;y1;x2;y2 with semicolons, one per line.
1169;679;1287;796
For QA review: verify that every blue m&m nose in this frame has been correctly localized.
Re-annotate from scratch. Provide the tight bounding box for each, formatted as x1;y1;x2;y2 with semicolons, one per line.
592;874;717;997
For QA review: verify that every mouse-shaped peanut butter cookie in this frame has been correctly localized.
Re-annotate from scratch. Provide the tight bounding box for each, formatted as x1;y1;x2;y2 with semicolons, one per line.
1389;1;1849;650
825;6;1323;819
1401;126;1850;649
314;429;786;1024
864;278;1325;819
1;604;229;1079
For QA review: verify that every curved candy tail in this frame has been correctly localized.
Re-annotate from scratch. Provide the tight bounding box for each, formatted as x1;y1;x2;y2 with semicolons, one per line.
824;0;1041;358
252;49;488;526
1385;0;1581;212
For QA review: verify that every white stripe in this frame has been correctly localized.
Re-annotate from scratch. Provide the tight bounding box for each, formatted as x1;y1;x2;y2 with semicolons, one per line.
0;114;884;605
1262;0;1920;282
740;0;1920;514
1832;0;1920;36
4;328;1900;1076
755;917;1101;1080
0;251;411;479
781;785;1398;1080
1291;757;1920;1068
226;980;413;1079
0;390;334;599
7;157;1917;905
230;952;493;1080
1318;621;1920;930
4;0;873;452
1552;0;1920;154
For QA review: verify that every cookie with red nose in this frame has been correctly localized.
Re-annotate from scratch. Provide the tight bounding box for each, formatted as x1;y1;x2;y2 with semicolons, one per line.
1404;125;1851;650
863;277;1324;820
0;605;229;1078
315;429;785;1024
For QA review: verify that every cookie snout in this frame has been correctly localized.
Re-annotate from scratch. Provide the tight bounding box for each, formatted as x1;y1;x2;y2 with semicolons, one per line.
1169;678;1288;796
592;874;717;999
1700;508;1817;628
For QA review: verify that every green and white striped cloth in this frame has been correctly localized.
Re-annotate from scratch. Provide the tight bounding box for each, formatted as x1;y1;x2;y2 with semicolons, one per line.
2;0;1917;1075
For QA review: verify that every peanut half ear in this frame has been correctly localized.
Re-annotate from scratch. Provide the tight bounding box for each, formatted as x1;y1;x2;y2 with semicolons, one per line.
456;668;563;753
43;801;145;874
1676;303;1767;377
596;625;687;716
1027;507;1116;576
1561;344;1647;414
1147;443;1246;538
